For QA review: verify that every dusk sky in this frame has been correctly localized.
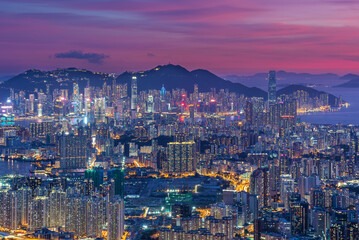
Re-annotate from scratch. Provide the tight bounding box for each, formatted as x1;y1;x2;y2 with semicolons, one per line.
1;0;359;77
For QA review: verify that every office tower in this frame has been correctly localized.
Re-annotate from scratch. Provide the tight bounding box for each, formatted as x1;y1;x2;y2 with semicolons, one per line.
310;189;325;208
312;208;328;238
131;76;137;110
279;174;294;209
269;103;280;126
193;84;198;96
329;222;346;240
108;168;125;199
73;83;81;113
279;99;297;128
60;89;68;101
107;198;125;240
166;141;196;173
28;94;35;114
10;88;14;101
118;83;128;98
29;196;49;231
320;93;329;106
290;201;309;235
269;165;280;199
147;95;154;112
245;101;254;124
250;168;270;210
54;96;64;121
58;133;88;170
254;218;262;240
37;103;42;117
268;70;276;105
252;97;264;113
85;167;104;189
189;105;195;121
30;121;54;138
160;85;167;101
94;97;106;123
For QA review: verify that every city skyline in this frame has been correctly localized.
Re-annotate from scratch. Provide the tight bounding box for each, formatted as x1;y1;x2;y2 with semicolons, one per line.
1;0;359;76
1;1;359;240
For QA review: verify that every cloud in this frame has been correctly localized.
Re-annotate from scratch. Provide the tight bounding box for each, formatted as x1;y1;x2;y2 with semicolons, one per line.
54;50;108;64
342;56;359;62
147;53;155;57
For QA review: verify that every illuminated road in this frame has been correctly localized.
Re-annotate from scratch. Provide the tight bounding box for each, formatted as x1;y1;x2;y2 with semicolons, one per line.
201;172;250;192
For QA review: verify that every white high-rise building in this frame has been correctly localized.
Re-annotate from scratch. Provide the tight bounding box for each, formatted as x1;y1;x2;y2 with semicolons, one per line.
147;95;154;113
131;76;138;111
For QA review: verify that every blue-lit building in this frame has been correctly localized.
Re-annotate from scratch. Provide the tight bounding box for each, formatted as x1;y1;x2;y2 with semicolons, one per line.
268;71;276;105
0;114;14;127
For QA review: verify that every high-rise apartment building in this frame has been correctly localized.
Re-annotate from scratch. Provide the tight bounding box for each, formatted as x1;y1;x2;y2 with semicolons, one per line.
166;141;196;173
107;198;125;240
58;133;88;169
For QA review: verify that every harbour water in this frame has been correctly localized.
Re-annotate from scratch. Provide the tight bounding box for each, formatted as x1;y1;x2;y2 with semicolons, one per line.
0;159;32;176
300;87;359;125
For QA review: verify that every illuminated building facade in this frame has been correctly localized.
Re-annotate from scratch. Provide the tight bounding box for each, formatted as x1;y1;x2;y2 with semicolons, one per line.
166;141;196;173
58;133;88;170
268;70;276;105
131;76;138;110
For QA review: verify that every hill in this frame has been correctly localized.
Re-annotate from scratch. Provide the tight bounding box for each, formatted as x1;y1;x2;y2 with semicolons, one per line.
335;78;359;88
225;71;342;88
278;85;340;106
0;65;343;106
0;68;115;94
116;64;266;98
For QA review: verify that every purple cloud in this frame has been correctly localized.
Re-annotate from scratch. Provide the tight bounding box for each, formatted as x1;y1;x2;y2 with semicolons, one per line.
55;50;108;64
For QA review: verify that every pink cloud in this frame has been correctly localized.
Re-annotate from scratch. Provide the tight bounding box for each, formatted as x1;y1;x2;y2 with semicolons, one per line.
0;0;359;76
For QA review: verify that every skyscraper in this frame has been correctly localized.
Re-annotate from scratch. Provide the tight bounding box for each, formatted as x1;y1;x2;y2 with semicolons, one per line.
85;168;104;189
94;97;106;123
58;133;88;170
29;196;49;231
268;71;276;105
107;198;125;240
147;95;154;112
250;168;270;210
30;121;54;138
290;201;309;235
86;197;105;238
166;141;196;173
108;168;125;199
73;83;81;113
131;76;137;110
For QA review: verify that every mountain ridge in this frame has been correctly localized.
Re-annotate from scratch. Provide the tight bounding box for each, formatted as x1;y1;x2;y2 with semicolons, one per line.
0;64;344;106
